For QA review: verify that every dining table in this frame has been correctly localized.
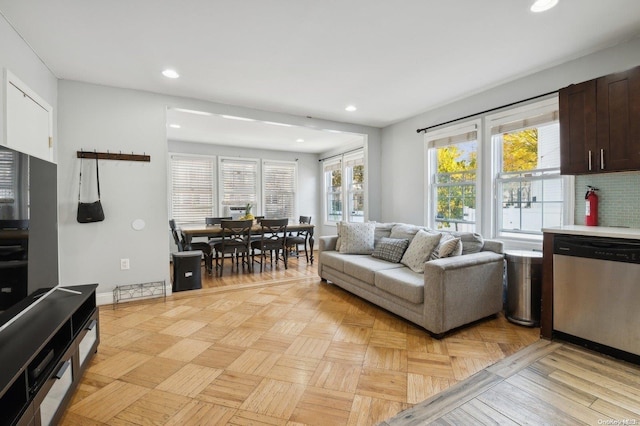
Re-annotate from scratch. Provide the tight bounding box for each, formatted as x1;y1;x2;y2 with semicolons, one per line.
180;222;315;264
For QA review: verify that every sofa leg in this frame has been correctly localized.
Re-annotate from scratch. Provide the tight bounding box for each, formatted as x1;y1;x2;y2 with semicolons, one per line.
320;277;327;282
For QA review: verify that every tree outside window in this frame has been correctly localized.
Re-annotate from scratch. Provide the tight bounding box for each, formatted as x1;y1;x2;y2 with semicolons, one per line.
434;141;477;232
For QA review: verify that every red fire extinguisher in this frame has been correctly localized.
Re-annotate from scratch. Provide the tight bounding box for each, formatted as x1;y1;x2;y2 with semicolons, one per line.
585;186;599;226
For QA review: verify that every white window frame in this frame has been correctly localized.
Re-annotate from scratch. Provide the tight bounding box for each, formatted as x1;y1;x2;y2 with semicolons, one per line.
218;156;261;216
262;159;297;221
323;156;343;225
168;153;217;226
424;120;482;232
487;96;574;245
322;148;367;225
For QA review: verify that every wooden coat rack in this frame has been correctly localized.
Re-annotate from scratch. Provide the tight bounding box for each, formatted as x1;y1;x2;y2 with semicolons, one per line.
77;150;150;162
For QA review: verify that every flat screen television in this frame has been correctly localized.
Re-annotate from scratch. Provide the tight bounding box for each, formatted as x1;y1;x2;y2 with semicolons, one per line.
0;145;58;331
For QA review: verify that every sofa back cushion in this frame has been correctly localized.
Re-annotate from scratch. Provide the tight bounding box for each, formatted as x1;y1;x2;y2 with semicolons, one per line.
451;231;484;254
401;230;442;273
372;237;410;263
389;223;428;242
339;222;376;254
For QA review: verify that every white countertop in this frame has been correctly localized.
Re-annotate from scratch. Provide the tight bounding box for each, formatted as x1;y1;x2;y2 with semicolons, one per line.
542;225;640;240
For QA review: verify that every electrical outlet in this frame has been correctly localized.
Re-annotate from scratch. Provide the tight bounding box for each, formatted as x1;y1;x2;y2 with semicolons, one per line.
120;258;130;270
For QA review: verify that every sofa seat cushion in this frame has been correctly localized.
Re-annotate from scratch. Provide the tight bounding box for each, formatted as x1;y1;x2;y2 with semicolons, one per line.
320;251;351;273
343;255;404;284
374;267;425;304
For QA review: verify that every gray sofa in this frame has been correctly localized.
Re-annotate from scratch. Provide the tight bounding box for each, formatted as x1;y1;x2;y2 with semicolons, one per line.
318;223;505;337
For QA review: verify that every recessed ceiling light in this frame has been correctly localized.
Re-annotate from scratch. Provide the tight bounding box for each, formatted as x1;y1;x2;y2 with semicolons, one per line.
530;0;558;12
345;105;357;112
172;108;212;116
168;124;181;129
263;121;293;127
296;138;305;143
221;115;256;122
162;69;180;79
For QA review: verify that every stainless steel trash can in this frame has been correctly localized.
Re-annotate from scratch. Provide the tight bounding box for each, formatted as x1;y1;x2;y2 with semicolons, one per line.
172;250;202;292
505;250;543;326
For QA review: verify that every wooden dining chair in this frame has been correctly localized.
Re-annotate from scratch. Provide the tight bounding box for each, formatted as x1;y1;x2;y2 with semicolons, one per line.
286;216;311;262
169;219;213;274
251;218;288;272
205;217;232;226
212;219;253;276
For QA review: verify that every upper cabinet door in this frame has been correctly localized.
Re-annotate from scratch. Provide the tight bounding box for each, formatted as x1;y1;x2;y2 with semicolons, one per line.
4;70;54;163
560;79;597;175
596;66;640;172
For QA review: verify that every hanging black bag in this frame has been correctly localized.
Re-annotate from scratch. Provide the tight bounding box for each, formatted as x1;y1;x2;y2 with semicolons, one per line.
77;155;105;223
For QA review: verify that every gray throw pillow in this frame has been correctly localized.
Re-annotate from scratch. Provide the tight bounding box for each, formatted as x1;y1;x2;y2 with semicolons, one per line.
372;237;410;263
339;222;376;254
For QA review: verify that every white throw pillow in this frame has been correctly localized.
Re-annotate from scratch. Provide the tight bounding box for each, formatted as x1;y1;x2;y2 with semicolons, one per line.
401;230;442;273
339;222;376;254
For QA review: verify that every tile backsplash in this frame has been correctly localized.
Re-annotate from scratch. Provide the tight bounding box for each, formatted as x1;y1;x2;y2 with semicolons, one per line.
574;171;640;228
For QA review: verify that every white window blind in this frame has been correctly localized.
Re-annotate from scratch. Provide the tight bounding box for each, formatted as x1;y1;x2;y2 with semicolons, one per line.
170;154;215;225
0;150;16;202
263;160;296;220
219;157;259;208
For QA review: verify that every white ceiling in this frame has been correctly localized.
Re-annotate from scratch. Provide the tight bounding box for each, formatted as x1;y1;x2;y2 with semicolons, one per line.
166;108;365;153
2;0;640;151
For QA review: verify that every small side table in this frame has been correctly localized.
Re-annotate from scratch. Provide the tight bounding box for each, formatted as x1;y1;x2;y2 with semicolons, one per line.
504;250;543;326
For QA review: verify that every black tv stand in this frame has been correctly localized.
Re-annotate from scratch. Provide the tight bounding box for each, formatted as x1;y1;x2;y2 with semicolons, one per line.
0;284;99;426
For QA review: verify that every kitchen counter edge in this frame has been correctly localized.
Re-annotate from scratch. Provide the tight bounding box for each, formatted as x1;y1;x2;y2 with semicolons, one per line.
542;225;640;240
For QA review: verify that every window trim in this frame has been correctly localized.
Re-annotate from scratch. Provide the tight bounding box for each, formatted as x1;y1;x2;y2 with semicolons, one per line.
423;95;575;249
168;153;217;226
424;119;482;231
261;159;297;221
217;156;261;216
322;148;367;226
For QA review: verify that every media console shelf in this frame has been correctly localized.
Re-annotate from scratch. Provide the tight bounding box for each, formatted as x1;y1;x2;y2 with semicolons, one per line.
0;284;99;426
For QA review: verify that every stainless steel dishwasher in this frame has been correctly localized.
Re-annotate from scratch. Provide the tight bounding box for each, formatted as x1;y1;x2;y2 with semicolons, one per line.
553;235;640;357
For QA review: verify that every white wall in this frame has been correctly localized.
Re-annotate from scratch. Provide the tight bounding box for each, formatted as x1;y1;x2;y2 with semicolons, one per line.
380;36;640;228
57;81;381;303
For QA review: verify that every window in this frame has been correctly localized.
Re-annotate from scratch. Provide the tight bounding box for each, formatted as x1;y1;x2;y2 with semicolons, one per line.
426;122;479;232
323;158;342;223
0;150;17;202
323;149;366;224
262;160;297;220
169;154;216;225
219;157;259;212
344;151;365;223
490;99;563;238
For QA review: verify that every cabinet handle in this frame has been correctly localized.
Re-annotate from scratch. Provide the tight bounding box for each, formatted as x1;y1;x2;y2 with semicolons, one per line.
54;360;70;380
600;149;605;169
588;151;592;171
86;319;97;331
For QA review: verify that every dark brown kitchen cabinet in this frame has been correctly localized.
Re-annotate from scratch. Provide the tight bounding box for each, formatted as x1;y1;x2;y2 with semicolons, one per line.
559;79;597;174
559;65;640;174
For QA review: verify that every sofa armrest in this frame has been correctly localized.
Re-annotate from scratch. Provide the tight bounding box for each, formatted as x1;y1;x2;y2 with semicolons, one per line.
482;239;504;255
319;235;338;252
422;251;505;334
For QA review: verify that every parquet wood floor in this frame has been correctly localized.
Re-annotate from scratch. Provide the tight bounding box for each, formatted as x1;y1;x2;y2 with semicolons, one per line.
60;257;539;425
